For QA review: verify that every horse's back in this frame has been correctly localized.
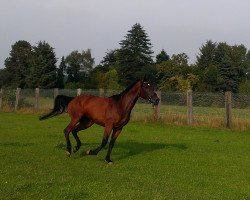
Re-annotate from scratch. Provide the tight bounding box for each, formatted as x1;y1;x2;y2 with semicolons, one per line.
67;94;113;125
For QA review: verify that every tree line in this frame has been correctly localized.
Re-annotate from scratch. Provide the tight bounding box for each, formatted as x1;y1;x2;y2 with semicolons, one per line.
0;23;249;93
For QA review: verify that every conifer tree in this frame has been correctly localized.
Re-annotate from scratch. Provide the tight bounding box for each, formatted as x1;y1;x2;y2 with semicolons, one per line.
117;23;154;86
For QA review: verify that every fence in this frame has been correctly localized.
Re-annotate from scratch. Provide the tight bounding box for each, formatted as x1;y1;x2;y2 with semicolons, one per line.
0;88;249;130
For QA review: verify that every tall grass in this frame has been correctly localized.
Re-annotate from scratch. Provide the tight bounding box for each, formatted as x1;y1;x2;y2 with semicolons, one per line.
1;98;249;131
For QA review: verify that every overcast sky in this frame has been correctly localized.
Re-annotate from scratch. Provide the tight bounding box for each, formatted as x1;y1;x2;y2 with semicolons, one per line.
1;0;250;68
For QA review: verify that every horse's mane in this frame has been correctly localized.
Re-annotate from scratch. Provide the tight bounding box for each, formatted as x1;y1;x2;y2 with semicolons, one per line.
110;79;141;101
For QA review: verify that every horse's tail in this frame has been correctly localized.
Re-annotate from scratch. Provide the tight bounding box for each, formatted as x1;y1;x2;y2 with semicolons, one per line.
39;95;74;120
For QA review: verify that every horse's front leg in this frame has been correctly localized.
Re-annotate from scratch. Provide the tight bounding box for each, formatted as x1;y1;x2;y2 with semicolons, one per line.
105;128;122;164
86;125;112;156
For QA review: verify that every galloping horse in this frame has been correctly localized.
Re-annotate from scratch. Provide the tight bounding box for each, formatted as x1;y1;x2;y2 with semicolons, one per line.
40;78;159;163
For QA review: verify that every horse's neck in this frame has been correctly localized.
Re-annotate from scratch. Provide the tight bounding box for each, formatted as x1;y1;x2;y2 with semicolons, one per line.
119;84;140;114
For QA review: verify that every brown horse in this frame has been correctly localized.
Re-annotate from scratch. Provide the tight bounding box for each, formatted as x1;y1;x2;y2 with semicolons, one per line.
40;78;159;163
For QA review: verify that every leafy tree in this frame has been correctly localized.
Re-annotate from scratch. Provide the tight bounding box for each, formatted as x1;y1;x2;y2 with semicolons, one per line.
156;49;170;64
65;49;95;88
117;23;154;86
105;69;122;90
239;80;250;94
65;50;82;83
164;74;199;92
156;53;192;90
26;41;57;88
4;40;32;88
81;49;94;75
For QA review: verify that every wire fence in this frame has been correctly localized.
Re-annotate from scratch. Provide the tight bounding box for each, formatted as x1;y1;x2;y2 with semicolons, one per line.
0;88;249;130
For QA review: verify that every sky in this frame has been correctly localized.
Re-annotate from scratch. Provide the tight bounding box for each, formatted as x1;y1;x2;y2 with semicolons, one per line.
1;0;250;68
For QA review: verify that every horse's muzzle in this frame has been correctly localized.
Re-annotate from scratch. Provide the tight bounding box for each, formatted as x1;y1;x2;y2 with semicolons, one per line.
153;98;160;105
149;97;160;105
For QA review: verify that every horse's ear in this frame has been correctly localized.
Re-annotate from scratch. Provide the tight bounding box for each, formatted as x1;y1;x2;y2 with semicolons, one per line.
143;75;147;82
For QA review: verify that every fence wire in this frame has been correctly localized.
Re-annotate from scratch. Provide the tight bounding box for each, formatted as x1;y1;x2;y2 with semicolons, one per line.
0;88;249;130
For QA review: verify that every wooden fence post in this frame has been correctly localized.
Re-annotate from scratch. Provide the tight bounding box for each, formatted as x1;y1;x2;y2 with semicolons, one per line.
35;88;39;110
153;91;161;121
77;88;82;96
187;90;193;125
15;88;21;111
225;91;232;128
0;88;3;110
99;88;105;97
54;88;59;100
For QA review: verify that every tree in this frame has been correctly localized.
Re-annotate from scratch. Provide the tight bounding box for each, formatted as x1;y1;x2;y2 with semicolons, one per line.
116;23;154;86
214;43;248;92
105;69;121;90
164;74;199;92
65;50;82;83
156;53;192;90
196;40;216;69
56;56;66;88
156;49;170;64
0;68;11;88
195;41;249;93
4;40;32;88
100;49;118;68
81;49;94;75
26;41;57;88
65;49;95;88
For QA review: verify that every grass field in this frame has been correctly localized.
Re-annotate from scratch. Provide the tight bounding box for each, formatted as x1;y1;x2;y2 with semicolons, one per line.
0;112;249;199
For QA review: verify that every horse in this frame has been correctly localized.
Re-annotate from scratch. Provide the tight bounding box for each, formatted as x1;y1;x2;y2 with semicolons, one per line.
39;78;160;164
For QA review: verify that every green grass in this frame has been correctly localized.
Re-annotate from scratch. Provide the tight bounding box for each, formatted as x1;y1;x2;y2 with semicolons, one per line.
0;112;249;199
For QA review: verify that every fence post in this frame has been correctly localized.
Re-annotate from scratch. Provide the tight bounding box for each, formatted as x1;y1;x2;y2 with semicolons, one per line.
35;88;39;110
77;88;82;96
15;88;21;111
99;88;105;97
187;90;193;125
0;88;3;110
54;88;59;100
153;91;161;121
225;91;232;128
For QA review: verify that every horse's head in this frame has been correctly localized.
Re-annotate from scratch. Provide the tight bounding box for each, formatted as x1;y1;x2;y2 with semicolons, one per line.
139;79;160;105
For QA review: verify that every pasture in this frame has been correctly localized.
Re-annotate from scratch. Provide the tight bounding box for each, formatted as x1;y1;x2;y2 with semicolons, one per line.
0;112;249;199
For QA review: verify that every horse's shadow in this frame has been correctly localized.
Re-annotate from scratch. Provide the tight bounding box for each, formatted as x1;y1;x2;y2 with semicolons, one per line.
55;140;187;161
114;140;187;161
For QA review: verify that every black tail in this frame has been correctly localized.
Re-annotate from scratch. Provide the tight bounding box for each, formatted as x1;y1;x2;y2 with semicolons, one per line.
39;95;74;120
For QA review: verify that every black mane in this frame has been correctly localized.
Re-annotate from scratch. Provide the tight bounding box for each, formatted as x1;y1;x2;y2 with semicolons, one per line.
110;80;141;101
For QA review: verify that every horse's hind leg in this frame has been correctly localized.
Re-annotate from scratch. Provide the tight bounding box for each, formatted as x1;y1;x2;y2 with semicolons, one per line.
64;117;80;156
72;117;93;153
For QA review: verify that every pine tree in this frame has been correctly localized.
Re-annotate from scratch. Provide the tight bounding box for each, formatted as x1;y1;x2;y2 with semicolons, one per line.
4;40;32;88
26;41;57;88
100;49;117;68
117;23;154;86
56;56;66;88
196;40;216;69
156;49;170;64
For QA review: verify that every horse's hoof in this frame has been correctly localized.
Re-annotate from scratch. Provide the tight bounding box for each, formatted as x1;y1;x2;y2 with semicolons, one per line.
66;151;71;157
86;150;91;155
107;161;113;165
